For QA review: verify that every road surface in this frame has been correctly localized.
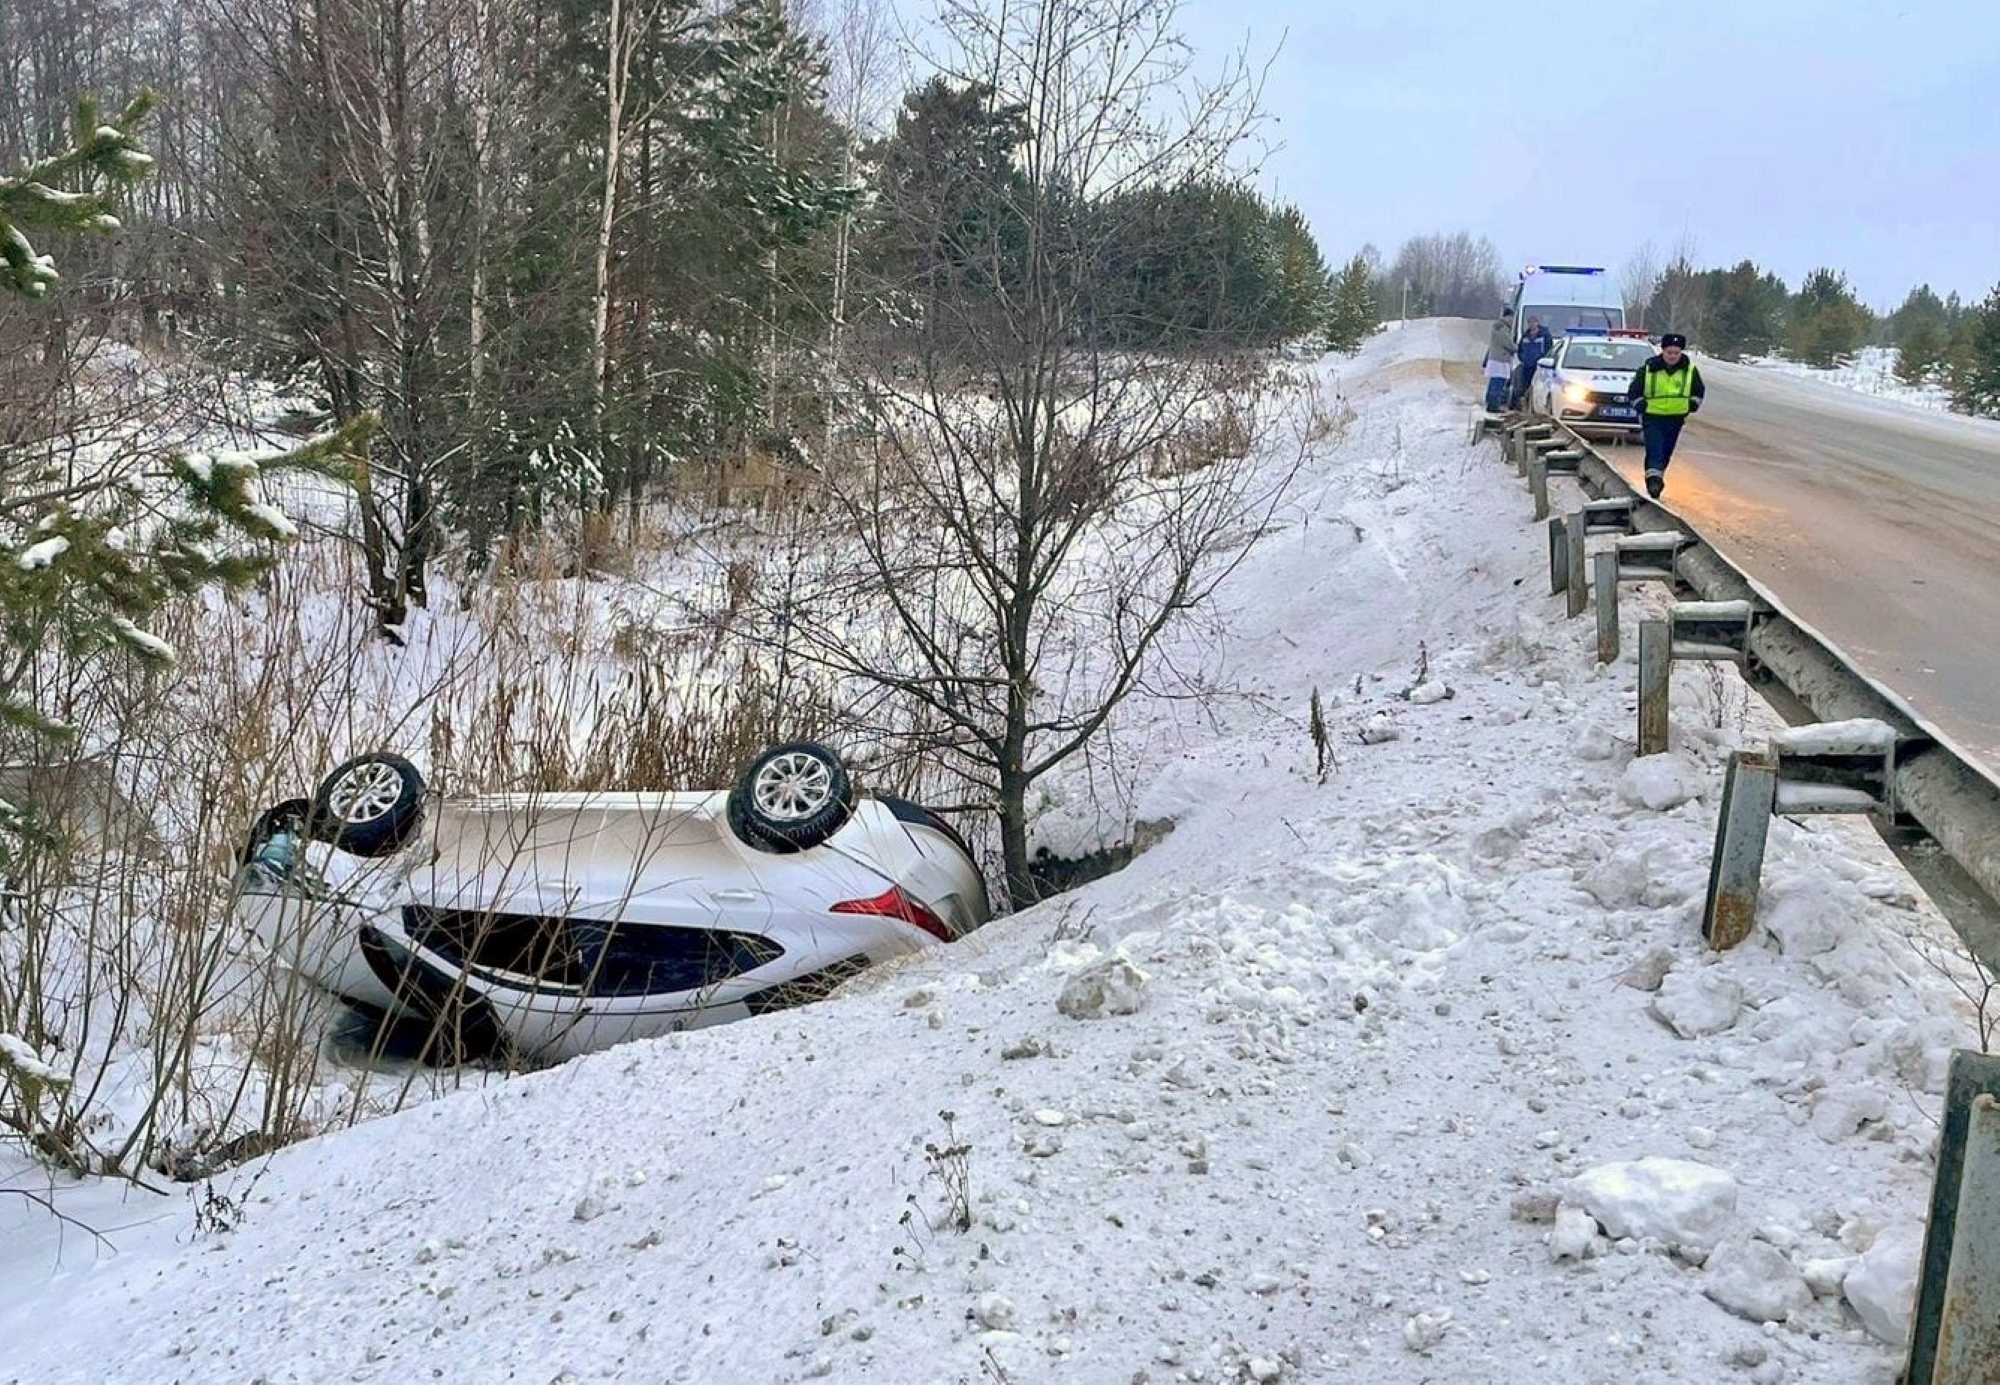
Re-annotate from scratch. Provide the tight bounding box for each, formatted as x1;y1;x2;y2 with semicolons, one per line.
1589;355;2000;765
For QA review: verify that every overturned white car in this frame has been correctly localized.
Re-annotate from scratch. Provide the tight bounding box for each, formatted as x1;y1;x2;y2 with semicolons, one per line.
236;742;990;1063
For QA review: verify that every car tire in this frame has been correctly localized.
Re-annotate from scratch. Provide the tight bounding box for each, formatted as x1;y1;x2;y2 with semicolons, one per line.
239;796;312;865
727;741;854;853
310;752;426;858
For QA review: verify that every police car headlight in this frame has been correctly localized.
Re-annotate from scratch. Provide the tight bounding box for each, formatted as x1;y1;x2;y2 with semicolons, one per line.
1561;383;1591;405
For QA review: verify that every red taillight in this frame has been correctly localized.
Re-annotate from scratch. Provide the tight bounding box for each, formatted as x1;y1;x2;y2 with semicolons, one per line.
830;886;953;942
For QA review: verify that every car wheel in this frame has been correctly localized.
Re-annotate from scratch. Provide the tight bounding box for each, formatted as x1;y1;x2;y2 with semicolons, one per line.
311;752;426;858
239;796;311;865
727;741;855;853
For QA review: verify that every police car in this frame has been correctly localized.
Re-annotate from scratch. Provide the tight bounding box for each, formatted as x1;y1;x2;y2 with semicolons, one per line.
1528;328;1655;435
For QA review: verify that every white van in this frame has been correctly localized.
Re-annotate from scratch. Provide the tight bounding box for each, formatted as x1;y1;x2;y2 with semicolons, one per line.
1509;265;1626;341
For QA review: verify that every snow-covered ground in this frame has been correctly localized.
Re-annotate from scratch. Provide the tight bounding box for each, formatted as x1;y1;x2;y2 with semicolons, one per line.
1741;345;1954;413
2;320;1979;1384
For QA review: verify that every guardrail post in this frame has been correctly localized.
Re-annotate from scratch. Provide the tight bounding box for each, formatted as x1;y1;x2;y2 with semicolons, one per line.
1528;455;1550;520
1594;550;1620;664
1548;517;1569;595
1637;618;1670;755
1564;513;1589;620
1701;750;1777;949
1905;1050;2000;1385
1556;427;2000;980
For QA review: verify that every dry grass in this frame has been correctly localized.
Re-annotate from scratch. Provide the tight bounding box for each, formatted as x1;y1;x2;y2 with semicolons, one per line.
0;515;813;1180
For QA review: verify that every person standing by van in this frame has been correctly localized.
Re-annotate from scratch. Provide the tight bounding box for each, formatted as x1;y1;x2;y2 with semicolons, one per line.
1483;308;1516;412
1625;331;1705;498
1511;316;1552;409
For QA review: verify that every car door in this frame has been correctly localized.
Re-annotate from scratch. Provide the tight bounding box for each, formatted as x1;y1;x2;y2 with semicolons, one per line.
1534;340;1564;414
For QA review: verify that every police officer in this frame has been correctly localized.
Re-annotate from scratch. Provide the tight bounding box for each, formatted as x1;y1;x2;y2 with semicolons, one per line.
1624;332;1705;498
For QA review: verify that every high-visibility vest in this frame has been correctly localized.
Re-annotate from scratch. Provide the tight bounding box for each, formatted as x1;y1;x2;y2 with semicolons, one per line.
1643;361;1698;416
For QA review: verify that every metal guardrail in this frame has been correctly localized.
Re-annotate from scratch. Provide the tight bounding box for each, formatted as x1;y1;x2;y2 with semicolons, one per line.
1905;1049;2000;1383
1517;420;2000;974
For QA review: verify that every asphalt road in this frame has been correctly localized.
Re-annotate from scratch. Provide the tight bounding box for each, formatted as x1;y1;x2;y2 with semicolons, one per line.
1590;355;2000;765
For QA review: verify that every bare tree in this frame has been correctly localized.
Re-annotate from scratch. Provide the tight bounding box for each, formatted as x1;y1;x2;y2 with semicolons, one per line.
204;0;481;632
1388;231;1504;318
802;0;900;455
780;0;1307;907
1656;230;1709;341
1620;238;1660;330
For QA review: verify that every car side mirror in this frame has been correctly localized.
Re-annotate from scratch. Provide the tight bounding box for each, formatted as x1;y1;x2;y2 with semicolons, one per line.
1537;358;1555;369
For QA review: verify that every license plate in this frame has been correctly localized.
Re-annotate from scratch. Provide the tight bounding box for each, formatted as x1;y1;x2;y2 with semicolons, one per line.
1598;405;1637;421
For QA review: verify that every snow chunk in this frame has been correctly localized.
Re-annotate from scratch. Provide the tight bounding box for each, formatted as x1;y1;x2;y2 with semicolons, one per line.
1809;1085;1889;1143
15;536;69;570
1844;1221;1924;1347
1618;531;1692;553
1614;945;1677;993
111;617;176;663
1770;718;1897;756
1402;1309;1452;1354
211;450;261;477
245;502;298;540
1619;754;1704;811
1549;1204;1599;1261
1056;957;1148;1019
1649;969;1743;1038
1575;722;1629;762
1672;600;1754;620
0;1033;68;1085
973;1293;1017;1331
1775;783;1879;814
1358;710;1401;744
1566;1157;1739;1247
1761;889;1843;957
1802;1254;1860;1298
1703;1239;1812;1323
1407;680;1453;706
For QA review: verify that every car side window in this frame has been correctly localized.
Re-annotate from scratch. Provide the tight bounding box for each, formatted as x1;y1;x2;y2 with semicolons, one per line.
580;924;784;998
405;906;783;995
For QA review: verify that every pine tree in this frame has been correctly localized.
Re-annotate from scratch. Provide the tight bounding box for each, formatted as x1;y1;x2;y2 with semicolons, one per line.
1;95;371;751
0;93;155;296
1705;261;1787;360
1895;317;1946;387
1324;253;1381;353
1788;267;1868;367
1268;204;1335;344
1948;285;2000;419
1889;283;1949;348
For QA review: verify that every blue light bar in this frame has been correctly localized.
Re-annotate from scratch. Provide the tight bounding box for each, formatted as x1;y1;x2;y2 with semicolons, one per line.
1565;327;1610;336
1521;264;1606;275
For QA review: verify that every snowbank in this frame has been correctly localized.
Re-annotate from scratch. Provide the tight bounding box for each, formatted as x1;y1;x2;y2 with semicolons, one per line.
1742;345;1954;413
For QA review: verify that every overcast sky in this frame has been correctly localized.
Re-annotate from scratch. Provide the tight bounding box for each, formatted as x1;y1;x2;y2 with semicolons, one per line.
1176;0;1999;309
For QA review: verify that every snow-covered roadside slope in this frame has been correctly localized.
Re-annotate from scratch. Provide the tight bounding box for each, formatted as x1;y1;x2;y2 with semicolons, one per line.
0;319;1970;1385
1741;345;1953;414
